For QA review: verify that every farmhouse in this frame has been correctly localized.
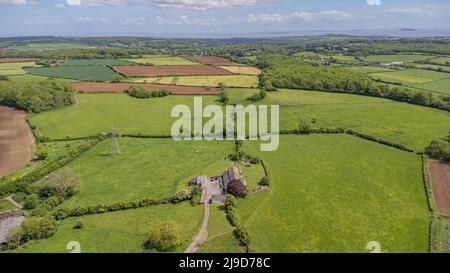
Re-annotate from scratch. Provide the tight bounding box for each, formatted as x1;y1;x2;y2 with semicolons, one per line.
191;165;248;204
380;61;405;67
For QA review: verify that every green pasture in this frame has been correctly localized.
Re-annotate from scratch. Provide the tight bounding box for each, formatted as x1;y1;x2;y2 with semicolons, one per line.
369;69;450;85
361;54;437;63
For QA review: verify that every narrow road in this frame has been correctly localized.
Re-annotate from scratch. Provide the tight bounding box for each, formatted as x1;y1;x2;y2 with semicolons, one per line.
185;198;210;253
5;195;23;209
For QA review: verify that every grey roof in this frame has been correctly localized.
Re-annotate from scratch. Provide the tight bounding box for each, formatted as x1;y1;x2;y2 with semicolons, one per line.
0;215;25;244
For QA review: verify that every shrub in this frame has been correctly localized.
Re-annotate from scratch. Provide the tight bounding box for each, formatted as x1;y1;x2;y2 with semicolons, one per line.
13;192;27;204
224;194;237;212
24;194;40;210
34;148;48;161
5;227;23;249
74;219;85;229
248;156;261;164
111;75;124;83
219;91;230;105
258;177;270;187
233;225;251;247
225;207;239;227
144;221;181;252
128;85;170;99
425;139;450;162
20;217;58;241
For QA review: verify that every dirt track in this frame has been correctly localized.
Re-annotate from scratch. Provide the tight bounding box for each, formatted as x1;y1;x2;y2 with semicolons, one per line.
0;106;33;177
430;160;450;216
74;82;221;95
113;65;231;77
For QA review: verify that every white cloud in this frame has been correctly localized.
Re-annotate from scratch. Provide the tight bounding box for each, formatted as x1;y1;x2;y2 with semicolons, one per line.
367;0;381;6
75;16;110;23
65;0;262;9
0;0;27;5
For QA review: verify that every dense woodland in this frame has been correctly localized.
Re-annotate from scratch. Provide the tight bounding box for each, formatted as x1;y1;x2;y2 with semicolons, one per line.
0;80;75;113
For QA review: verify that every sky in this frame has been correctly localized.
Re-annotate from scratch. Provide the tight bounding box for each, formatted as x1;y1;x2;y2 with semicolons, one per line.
0;0;449;37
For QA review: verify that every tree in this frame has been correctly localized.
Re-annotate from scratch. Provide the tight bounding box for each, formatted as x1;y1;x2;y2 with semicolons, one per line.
20;217;58;241
5;227;23;249
227;181;248;197
34;148;48;161
224;194;237;212
144;221;182;252
74;219;85;229
38;168;80;198
24;194;40;210
219;91;230;105
111;75;124;83
258;177;270;187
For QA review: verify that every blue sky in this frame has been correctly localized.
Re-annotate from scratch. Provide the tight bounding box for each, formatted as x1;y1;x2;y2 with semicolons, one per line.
0;0;449;37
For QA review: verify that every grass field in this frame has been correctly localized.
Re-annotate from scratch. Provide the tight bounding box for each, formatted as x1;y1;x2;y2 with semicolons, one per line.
227;88;450;151
132;75;259;88
125;55;199;66
413;64;450;73
54;138;233;208
0;61;39;76
29;89;450;151
15;203;203;253
7;43;94;51
430;56;450;65
0;199;16;212
369;69;450;85
361;54;437;63
62;59;135;66
414;78;450;95
25;66;120;81
7;74;79;83
29;93;219;138
228;135;429;253
218;66;261;75
343;66;393;74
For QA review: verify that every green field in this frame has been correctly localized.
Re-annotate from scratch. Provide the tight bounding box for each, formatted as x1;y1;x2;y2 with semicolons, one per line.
62;59;135;66
413;64;450;73
7;74;78;83
15;203;203;253
369;69;450;85
220;135;429;253
29;89;450;151
0;199;16;212
415;78;450;95
361;54;437;63
344;66;393;74
132;75;259;88
125;55;199;66
56;138;233;208
29;93;219;139
430;56;450;65
25;66;120;81
0;61;39;76
7;43;94;51
227;88;450;151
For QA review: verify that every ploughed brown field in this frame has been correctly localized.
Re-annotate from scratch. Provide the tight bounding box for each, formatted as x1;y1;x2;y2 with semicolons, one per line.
0;58;35;63
113;65;231;77
0;106;33;177
430;160;450;216
74;82;221;95
185;56;234;66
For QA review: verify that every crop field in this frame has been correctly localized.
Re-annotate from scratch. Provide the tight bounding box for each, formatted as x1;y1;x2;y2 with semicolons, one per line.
125;55;199;66
369;69;450;85
58;138;233;208
114;65;231;77
62;59;135;66
0;61;39;75
186;56;234;66
218;66;261;75
28;93;219;139
232;135;429;253
132;75;259;88
74;82;221;95
429;161;450;216
25;66;120;81
7;74;78;83
0;58;35;63
361;54;437;63
15;203;203;253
